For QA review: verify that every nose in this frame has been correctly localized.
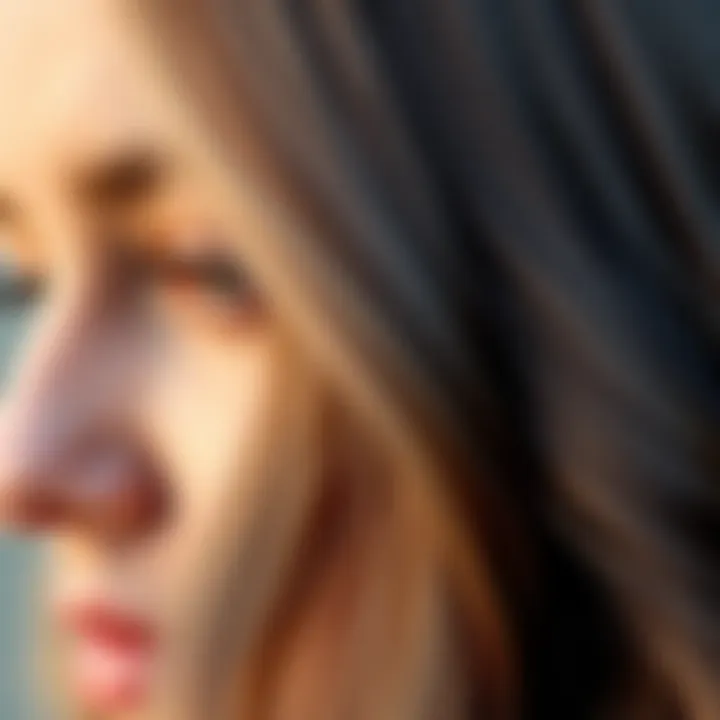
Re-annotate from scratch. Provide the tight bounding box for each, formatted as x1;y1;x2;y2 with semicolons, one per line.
0;421;168;540
0;293;167;541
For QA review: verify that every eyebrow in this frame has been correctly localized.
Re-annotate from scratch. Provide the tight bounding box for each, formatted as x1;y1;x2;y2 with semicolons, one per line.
73;148;169;210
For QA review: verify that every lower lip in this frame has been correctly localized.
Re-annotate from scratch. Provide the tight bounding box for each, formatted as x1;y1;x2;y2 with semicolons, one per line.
64;609;157;713
75;638;153;712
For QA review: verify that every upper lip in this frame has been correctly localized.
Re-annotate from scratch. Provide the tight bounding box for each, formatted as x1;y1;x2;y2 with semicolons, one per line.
60;600;157;651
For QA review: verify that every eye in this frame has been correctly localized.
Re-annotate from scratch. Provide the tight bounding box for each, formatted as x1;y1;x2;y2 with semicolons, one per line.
0;245;46;312
0;245;46;371
126;244;263;328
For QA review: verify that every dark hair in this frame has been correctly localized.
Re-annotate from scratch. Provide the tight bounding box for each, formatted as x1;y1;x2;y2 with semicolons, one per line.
138;1;720;717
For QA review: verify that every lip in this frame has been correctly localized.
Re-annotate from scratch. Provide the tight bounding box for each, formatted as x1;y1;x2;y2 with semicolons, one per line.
59;599;158;713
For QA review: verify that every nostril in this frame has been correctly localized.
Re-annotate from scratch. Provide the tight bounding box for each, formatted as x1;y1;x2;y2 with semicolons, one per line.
69;433;171;542
109;470;170;540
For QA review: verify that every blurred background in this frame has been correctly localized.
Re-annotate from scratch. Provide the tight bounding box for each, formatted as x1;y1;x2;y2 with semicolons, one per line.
0;300;43;719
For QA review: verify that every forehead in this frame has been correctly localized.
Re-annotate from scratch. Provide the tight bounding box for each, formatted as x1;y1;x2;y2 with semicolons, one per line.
0;0;168;184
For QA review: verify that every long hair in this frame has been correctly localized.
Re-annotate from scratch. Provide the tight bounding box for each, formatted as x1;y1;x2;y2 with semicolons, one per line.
121;1;720;718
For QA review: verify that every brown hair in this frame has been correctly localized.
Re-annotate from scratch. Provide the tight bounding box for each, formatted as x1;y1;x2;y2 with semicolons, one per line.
125;2;720;719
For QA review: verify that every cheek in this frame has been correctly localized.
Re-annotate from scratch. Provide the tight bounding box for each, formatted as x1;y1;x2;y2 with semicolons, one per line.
141;335;283;547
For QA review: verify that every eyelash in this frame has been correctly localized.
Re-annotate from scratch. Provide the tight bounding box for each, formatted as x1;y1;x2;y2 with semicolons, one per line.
0;241;260;328
125;246;260;319
149;254;248;295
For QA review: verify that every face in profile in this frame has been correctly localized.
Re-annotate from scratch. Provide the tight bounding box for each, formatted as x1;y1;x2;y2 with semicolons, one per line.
0;2;319;717
4;0;715;718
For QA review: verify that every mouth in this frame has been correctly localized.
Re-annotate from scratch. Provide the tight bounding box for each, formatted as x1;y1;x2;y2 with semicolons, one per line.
59;599;158;713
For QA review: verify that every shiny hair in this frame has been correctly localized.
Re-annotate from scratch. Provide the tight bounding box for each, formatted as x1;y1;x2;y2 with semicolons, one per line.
127;1;720;718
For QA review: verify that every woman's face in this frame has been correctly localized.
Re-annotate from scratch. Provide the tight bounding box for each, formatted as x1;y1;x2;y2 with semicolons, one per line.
0;2;308;717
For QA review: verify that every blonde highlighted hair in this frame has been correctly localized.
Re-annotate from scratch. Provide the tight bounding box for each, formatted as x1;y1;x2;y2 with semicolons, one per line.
119;1;720;719
116;2;519;719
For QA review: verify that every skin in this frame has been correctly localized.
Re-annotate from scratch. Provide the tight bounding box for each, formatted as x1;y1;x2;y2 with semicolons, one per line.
0;1;314;717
